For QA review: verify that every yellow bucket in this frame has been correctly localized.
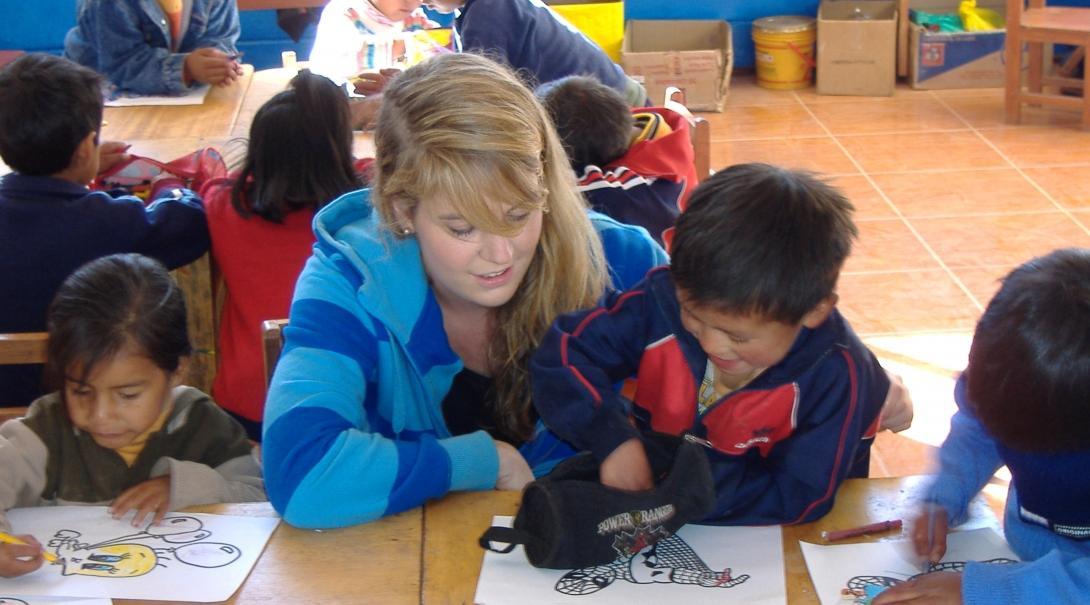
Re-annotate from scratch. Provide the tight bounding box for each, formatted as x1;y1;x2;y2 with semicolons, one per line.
751;15;816;90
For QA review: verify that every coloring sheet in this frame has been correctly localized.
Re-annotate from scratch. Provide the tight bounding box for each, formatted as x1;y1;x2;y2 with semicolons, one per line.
1;506;279;602
475;516;786;605
104;85;211;107
0;599;109;605
800;527;1019;605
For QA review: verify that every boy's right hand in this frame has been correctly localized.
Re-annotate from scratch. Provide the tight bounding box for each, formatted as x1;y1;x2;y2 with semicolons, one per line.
911;504;950;564
495;440;533;491
0;535;46;578
183;48;242;87
600;438;654;492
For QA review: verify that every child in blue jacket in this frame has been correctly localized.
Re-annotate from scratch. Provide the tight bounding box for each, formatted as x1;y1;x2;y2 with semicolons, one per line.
532;163;900;525
65;0;242;95
874;248;1090;605
0;54;209;409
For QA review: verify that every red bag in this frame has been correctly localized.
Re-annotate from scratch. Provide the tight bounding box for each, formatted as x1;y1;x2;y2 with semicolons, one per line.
94;147;228;202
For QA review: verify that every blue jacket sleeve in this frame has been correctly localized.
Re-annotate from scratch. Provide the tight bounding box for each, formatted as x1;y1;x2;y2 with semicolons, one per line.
66;0;238;95
926;375;1004;526
261;251;498;529
705;355;880;525
531;287;650;463
99;187;209;269
592;212;668;291
963;549;1090;605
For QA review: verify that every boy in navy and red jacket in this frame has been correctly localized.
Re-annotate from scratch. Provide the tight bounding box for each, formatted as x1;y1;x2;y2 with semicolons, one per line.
537;75;696;247
532;163;904;525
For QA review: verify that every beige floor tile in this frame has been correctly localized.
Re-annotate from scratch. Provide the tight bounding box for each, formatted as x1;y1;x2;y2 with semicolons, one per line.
845;219;940;273
837;131;1006;173
711;137;858;175
838;271;979;334
707;104;825;139
870;169;1056;217
1022;166;1090;210
826;174;897;220
807;98;965;135
910;212;1090;268
978;126;1090;166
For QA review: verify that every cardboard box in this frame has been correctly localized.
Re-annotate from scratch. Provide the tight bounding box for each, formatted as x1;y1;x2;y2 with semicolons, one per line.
817;0;898;96
621;20;733;112
908;21;1006;89
546;0;624;62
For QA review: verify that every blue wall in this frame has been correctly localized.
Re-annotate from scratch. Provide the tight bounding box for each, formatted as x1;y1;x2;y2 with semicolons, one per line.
6;0;1090;71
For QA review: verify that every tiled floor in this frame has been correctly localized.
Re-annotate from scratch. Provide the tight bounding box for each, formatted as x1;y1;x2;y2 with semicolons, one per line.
698;75;1090;513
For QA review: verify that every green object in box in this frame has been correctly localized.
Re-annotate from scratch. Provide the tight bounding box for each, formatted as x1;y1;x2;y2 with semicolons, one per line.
910;9;964;32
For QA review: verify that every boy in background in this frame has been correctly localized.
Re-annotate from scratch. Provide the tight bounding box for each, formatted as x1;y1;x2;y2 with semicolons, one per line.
0;54;208;409
532;163;901;524
423;0;646;105
65;0;242;95
875;248;1090;604
537;75;697;246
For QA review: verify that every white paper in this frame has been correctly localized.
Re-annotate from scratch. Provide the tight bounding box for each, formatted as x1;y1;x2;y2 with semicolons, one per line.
0;598;109;605
800;527;1019;605
2;506;279;602
475;516;786;605
104;85;211;107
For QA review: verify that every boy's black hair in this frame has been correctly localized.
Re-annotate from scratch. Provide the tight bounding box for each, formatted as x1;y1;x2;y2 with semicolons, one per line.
536;75;633;169
966;248;1090;453
0;53;104;176
46;253;191;390
670;163;857;324
232;70;362;223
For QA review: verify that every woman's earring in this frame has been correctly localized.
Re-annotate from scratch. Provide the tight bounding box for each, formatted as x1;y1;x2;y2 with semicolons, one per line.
541;205;550;214
399;226;414;236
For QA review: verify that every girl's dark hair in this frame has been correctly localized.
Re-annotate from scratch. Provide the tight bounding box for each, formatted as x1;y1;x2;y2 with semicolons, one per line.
967;248;1090;452
231;70;362;223
46;254;191;388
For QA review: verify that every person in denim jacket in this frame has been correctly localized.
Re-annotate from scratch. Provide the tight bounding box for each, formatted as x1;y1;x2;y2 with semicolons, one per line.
64;0;242;95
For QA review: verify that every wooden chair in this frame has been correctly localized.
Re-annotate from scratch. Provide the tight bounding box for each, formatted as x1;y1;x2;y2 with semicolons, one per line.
1005;0;1090;128
664;86;712;182
261;319;289;387
0;331;47;424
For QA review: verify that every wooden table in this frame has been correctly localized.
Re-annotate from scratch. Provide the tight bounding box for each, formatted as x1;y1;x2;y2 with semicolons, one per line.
91;475;1002;604
101;66;254;142
115;502;423;605
423;475;1001;605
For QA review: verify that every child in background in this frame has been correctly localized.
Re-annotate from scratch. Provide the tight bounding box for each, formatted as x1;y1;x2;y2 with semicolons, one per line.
537;75;697;246
65;0;242;95
532;163;902;525
203;70;364;441
424;0;646;105
309;0;436;86
0;253;265;578
874;249;1090;605
0;54;209;410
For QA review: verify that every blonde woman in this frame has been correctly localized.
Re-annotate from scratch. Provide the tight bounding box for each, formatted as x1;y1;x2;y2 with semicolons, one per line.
262;53;667;528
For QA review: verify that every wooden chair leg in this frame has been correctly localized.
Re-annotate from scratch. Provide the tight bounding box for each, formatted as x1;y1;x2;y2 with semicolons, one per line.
1005;31;1023;124
1082;46;1090;129
1028;41;1044;96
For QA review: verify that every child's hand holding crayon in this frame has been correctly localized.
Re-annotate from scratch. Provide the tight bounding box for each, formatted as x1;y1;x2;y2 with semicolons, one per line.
97;141;131;175
0;533;48;578
871;570;964;604
183;48;244;87
911;503;951;564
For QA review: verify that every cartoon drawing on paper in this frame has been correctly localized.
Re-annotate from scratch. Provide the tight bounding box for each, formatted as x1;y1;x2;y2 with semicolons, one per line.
842;558;1017;602
43;515;242;578
555;534;750;596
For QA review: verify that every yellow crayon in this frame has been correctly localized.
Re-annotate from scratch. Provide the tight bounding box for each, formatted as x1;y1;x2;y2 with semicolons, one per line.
0;531;58;563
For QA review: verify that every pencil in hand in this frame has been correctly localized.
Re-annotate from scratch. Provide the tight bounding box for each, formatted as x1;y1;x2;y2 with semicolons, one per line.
0;531;59;563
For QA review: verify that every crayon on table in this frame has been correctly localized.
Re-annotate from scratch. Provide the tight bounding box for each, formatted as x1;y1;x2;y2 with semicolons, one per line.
821;518;903;542
0;531;59;562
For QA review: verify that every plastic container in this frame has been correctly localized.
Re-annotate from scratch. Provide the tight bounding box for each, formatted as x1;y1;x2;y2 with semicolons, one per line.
751;15;816;90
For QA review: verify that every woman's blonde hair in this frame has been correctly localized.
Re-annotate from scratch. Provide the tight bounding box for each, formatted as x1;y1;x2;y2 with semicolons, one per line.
373;53;609;441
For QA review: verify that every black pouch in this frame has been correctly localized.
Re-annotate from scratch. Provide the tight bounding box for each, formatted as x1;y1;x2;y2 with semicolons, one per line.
479;433;715;569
